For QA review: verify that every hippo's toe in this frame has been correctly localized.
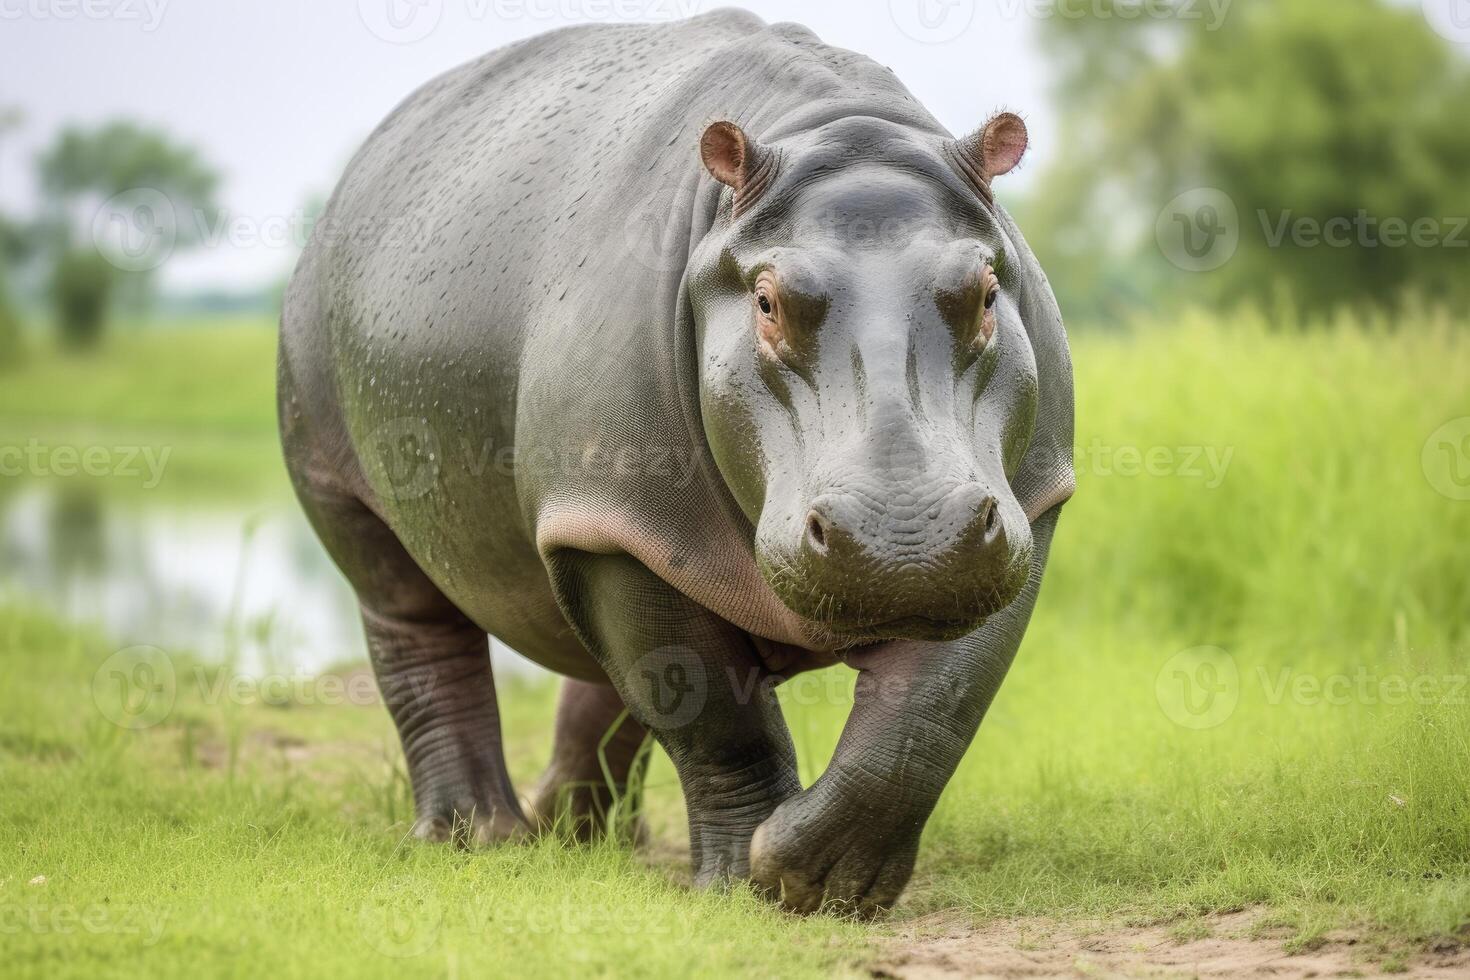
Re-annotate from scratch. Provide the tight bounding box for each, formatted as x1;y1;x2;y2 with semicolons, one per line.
411;804;529;848
748;790;918;918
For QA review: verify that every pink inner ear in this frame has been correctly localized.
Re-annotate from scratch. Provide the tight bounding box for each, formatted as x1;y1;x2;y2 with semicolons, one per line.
700;122;748;190
981;113;1028;179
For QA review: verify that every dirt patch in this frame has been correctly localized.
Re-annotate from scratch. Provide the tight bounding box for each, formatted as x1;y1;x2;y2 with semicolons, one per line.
870;909;1469;979
190;728;388;772
194;729;310;768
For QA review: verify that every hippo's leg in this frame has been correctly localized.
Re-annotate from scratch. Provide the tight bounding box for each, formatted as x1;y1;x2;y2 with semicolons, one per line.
548;551;802;885
524;679;650;841
750;509;1062;916
295;487;528;845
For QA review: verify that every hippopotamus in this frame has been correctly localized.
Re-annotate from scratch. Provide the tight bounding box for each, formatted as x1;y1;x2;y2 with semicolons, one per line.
278;9;1074;915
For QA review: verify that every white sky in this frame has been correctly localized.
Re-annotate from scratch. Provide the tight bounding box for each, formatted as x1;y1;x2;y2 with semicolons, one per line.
0;0;1056;291
7;0;1449;292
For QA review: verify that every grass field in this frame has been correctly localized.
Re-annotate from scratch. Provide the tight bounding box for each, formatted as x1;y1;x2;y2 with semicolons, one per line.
0;320;285;500
2;310;1468;977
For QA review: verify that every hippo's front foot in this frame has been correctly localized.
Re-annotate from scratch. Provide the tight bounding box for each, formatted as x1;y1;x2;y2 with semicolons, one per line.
411;802;528;847
547;552;803;886
749;773;921;917
749;512;1060;915
398;718;532;847
680;753;803;888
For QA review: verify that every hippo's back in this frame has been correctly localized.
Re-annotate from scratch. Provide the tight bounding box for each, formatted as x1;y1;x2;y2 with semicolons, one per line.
295;8;935;382
279;11;950;672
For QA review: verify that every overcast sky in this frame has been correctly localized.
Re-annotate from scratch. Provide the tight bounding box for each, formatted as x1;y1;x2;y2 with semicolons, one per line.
0;0;1061;291
4;0;1454;292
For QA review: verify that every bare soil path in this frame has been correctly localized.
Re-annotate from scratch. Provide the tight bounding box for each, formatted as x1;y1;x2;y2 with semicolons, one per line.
870;909;1469;979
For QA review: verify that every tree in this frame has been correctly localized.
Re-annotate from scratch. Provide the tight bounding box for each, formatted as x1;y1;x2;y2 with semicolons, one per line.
35;121;219;347
1024;0;1470;322
0;214;28;364
0;105;24;364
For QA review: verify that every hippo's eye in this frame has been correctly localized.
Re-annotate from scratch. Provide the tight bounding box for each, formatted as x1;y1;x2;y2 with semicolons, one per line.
753;270;780;322
982;265;1000;310
752;271;785;357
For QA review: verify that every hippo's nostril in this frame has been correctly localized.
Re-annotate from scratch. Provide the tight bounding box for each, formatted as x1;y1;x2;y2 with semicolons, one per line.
805;510;829;554
980;495;999;536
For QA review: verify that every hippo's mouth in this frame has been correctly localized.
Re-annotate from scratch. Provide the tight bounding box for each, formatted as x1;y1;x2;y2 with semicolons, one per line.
756;555;1005;646
821;612;986;645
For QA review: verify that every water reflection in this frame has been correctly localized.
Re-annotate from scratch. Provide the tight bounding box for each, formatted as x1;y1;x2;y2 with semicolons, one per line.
1;482;541;677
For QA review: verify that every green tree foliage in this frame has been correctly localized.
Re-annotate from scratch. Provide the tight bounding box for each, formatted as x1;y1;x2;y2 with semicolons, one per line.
38;121;218;228
49;249;115;350
35;121;219;347
0;280;20;366
0;214;27;365
1025;0;1470;322
0;105;24;364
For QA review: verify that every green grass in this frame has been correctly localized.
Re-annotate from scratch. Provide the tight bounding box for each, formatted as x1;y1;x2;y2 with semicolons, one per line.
0;609;872;979
2;309;1468;976
0;319;284;500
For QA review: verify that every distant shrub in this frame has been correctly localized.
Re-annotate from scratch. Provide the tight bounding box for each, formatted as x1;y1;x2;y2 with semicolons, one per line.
0;294;19;367
50;249;114;350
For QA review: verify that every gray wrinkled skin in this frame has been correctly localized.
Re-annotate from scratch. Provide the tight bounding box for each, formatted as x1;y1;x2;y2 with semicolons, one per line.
278;10;1074;914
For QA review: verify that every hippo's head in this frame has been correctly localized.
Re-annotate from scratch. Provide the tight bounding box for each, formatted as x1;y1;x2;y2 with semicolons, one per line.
688;112;1040;644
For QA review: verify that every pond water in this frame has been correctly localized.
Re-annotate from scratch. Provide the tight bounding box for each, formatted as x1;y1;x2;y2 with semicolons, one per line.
0;482;545;678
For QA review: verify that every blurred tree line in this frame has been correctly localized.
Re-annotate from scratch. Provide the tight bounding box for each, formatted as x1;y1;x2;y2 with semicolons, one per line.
1021;0;1470;324
0;106;25;360
0;114;218;358
2;0;1466;356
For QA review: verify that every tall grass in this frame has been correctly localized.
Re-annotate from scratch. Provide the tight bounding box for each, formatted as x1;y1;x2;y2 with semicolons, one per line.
758;308;1470;935
2;310;1468;976
901;308;1469;933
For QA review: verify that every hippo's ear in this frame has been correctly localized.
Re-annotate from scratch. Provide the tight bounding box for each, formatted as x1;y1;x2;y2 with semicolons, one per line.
952;112;1028;197
700;121;776;216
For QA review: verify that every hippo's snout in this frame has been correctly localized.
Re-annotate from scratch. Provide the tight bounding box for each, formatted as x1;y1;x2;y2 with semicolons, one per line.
771;479;1032;642
803;482;1003;559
